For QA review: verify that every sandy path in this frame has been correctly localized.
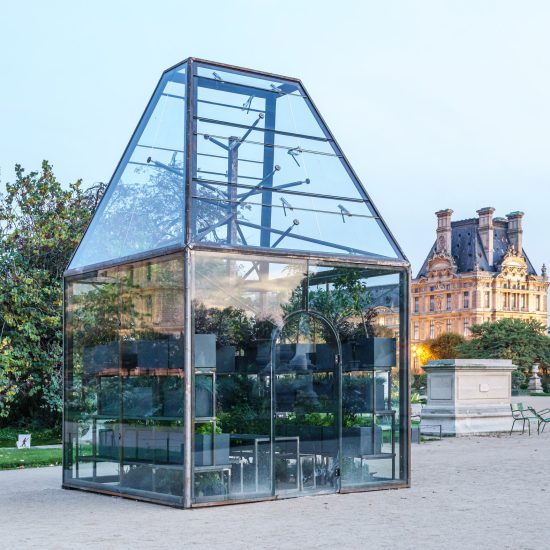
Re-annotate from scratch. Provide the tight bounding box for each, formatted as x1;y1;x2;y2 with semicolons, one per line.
1;432;549;550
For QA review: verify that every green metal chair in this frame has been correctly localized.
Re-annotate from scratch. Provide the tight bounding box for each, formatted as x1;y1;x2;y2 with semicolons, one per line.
527;406;550;434
510;403;538;435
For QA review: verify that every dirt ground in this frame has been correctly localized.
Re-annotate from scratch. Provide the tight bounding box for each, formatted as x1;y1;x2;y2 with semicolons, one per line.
1;431;549;550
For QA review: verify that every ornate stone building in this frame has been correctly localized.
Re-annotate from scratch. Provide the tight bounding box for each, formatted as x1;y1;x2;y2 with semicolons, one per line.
411;208;548;370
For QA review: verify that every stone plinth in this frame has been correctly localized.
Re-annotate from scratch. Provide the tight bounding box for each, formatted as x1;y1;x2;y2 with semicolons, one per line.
421;359;516;436
528;363;544;393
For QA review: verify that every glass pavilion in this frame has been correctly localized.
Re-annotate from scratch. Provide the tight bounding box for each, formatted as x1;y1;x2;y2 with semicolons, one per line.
63;58;411;507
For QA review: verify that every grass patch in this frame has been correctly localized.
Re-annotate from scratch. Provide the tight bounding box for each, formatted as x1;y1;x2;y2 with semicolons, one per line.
0;427;61;448
0;447;62;470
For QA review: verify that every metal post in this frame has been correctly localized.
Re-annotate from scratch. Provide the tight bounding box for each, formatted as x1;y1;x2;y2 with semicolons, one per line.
183;245;193;507
260;94;276;250
185;58;196;245
183;59;196;508
399;269;411;484
227;137;239;245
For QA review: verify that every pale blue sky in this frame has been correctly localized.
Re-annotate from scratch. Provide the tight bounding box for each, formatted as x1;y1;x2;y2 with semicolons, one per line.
1;0;549;274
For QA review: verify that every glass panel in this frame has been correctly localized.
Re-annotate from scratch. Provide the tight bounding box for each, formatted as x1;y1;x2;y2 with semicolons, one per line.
191;63;402;260
64;270;121;491
194;183;394;257
273;312;339;496
192;251;308;502
195;122;360;196
195;75;327;139
69;64;187;269
306;266;402;487
196;65;303;95
63;255;185;503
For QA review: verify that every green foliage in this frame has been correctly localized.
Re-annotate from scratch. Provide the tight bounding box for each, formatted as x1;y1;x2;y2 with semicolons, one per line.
0;447;62;470
0;426;61;448
282;267;380;342
412;373;427;392
193;303;256;348
511;369;527;390
0;161;105;426
424;332;465;360
411;392;424;404
217;373;270;434
458;318;550;376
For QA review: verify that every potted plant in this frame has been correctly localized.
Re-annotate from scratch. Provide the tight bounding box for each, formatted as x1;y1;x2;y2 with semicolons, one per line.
194;424;230;467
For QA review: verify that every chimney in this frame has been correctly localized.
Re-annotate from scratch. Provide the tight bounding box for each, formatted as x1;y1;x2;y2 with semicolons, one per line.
506;211;524;255
477;207;495;266
435;209;453;254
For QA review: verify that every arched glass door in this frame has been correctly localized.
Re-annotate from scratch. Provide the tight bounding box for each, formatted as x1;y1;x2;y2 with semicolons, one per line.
271;311;341;496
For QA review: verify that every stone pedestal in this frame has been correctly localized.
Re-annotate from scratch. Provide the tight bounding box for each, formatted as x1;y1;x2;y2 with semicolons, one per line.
421;359;516;436
528;363;544;393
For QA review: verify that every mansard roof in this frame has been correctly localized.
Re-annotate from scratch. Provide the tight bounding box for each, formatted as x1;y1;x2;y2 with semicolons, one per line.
416;217;538;278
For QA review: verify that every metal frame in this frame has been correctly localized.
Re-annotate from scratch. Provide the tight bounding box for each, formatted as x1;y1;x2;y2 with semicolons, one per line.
62;58;411;509
270;309;343;497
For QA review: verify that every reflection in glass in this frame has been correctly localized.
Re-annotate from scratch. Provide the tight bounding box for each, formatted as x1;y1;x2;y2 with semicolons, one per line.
69;65;187;269
64;59;409;508
191;61;401;260
306;268;402;487
192;252;307;501
273;312;339;495
63;255;185;501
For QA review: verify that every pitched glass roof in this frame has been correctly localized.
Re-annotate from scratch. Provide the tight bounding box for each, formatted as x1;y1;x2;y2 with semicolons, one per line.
69;59;405;271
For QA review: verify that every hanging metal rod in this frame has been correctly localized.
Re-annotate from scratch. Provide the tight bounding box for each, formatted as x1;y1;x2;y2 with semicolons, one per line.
195;116;328;142
161;92;186;101
271;219;300;248
236;178;310;202
235;165;281;202
197;169;263;182
196;132;339;157
196;74;304;99
198;98;264;114
191;176;367;204
146;157;183;177
338;204;352;223
237;220;370;255
192;195;374;219
137;144;184;155
197;151;263;165
195;213;236;241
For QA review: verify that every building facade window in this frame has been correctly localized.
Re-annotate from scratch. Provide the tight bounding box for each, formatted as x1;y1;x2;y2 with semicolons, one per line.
463;319;469;336
429;295;435;312
430;320;435;338
463;291;469;309
511;293;516;310
414;322;419;340
446;319;452;332
446;293;452;310
484;291;490;308
414;297;419;313
537;295;541;311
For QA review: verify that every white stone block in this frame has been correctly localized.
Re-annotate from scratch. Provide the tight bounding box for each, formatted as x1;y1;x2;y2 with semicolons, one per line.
421;359;516;436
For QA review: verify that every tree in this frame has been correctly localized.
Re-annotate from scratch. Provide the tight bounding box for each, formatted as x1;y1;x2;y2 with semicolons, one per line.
412;343;435;368
281;267;380;343
457;318;550;376
0;161;105;426
426;333;465;360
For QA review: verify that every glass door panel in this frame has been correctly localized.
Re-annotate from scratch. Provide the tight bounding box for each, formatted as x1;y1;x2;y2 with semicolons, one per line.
272;311;340;495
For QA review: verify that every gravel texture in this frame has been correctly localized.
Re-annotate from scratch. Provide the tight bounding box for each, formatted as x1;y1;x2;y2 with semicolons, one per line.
1;431;549;549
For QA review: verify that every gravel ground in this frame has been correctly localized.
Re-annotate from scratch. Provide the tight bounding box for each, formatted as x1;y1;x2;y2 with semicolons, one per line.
1;432;549;550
